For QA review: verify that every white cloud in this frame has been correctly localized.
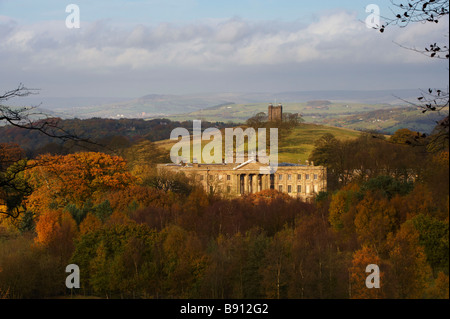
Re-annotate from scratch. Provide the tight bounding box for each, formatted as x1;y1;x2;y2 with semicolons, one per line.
0;10;448;96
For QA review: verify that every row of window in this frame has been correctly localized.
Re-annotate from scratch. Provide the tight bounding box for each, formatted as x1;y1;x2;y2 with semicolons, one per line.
280;184;319;194
201;173;320;181
279;174;318;181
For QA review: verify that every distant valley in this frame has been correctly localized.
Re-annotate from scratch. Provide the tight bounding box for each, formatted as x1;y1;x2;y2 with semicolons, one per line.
8;89;448;134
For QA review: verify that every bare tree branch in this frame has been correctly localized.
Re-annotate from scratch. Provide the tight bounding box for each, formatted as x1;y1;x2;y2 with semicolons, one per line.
1;84;108;152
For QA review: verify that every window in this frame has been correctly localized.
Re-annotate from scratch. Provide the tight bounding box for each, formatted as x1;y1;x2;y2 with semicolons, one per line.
227;186;231;193
297;185;301;193
279;174;283;181
210;186;214;193
288;174;292;181
314;174;318;180
279;185;283;192
306;185;311;194
297;174;302;180
314;184;319;193
200;175;204;181
288;185;292;193
305;174;310;180
227;175;231;181
209;175;214;181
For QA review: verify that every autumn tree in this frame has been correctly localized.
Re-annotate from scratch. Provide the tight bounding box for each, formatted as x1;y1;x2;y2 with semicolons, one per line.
354;191;397;254
410;214;449;275
107;185;173;214
310;133;425;189
386;222;432;298
144;168;193;197
34;208;78;263
71;223;161;298
200;228;269;299
0;143;32;218
328;186;360;250
289;212;348;299
1;85;103;220
261;227;293;299
349;246;385;299
79;213;102;236
0;235;66;298
426;271;449;298
160;225;207;298
25;152;135;214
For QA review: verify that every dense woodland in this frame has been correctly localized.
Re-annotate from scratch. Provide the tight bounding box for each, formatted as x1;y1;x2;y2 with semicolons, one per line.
0;118;448;299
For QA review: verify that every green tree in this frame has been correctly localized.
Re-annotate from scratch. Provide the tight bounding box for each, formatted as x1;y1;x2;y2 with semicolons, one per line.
410;214;449;275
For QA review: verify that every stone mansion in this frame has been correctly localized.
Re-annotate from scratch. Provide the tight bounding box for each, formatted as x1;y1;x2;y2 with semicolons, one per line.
157;160;327;202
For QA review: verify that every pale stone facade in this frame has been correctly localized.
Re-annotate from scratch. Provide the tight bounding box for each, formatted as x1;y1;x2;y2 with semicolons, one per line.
157;160;327;202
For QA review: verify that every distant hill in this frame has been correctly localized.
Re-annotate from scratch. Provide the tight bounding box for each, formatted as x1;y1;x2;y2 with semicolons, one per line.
10;89;423;120
321;106;449;134
164;101;406;123
306;100;332;107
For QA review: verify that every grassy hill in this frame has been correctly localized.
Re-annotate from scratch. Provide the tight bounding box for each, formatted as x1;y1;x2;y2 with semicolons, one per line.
155;122;362;164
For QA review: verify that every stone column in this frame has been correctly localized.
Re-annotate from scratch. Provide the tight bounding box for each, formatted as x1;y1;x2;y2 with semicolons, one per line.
263;174;267;190
253;174;258;193
244;174;249;194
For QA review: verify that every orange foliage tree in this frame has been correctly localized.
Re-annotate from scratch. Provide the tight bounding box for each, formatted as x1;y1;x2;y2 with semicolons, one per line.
34;209;78;262
349;246;384;299
107;185;173;213
25;152;135;213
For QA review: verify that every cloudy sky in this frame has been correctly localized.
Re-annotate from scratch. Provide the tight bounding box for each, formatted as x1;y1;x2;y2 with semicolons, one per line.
0;0;448;99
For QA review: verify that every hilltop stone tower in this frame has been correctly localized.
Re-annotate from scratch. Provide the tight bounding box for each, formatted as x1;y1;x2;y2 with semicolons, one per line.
268;103;283;122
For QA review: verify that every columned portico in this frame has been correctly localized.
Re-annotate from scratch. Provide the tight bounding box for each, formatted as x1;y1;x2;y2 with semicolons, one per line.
237;173;273;194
